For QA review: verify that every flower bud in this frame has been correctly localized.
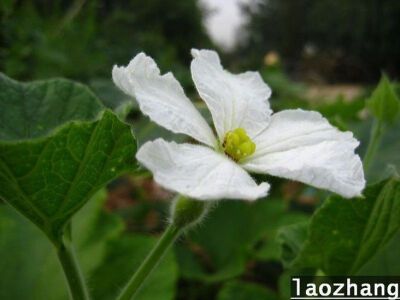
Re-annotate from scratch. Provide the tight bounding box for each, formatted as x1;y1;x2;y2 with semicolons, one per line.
170;195;210;229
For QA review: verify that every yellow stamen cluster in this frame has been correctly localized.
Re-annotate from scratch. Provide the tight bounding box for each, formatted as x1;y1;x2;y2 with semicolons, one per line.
223;128;256;162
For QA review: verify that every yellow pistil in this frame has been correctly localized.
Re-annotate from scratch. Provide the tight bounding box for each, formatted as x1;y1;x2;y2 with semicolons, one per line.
223;128;256;162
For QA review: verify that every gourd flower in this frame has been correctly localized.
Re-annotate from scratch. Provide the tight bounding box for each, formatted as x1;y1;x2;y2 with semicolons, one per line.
113;49;365;201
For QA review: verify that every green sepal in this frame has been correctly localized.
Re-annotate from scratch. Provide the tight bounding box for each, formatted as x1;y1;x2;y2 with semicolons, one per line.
171;195;210;229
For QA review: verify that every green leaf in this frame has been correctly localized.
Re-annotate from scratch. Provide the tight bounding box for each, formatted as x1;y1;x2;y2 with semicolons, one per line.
367;74;400;124
279;174;400;275
358;232;400;275
0;74;137;245
0;73;103;141
217;280;279;300
175;199;307;282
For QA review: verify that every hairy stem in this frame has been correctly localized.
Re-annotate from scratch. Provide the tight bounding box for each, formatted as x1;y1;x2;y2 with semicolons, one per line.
117;224;181;300
117;195;209;300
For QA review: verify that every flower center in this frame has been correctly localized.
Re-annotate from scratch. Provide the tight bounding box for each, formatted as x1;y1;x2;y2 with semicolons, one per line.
222;128;256;162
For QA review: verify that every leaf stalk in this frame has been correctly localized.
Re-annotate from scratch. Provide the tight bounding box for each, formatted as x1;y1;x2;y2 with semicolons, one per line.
56;236;90;300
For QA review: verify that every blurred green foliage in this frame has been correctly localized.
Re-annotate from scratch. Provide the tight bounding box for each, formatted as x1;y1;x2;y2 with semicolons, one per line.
217;280;278;300
175;199;307;283
0;190;178;300
0;0;214;91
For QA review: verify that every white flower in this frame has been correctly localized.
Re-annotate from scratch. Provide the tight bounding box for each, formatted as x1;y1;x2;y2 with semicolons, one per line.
112;49;365;201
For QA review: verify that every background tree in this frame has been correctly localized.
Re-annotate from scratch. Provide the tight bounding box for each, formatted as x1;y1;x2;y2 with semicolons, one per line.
238;0;400;82
0;0;214;84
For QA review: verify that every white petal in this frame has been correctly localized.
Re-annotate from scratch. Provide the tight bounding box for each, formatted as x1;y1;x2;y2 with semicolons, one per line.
112;53;217;148
191;49;272;141
242;109;365;198
136;139;269;201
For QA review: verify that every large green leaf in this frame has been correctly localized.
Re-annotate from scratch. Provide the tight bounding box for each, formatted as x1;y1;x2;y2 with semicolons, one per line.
279;175;400;275
175;199;307;282
0;73;103;141
0;74;137;245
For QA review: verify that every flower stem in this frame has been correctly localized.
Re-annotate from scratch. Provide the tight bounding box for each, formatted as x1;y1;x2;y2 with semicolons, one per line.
56;239;90;300
363;118;383;172
117;223;181;300
117;195;209;300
